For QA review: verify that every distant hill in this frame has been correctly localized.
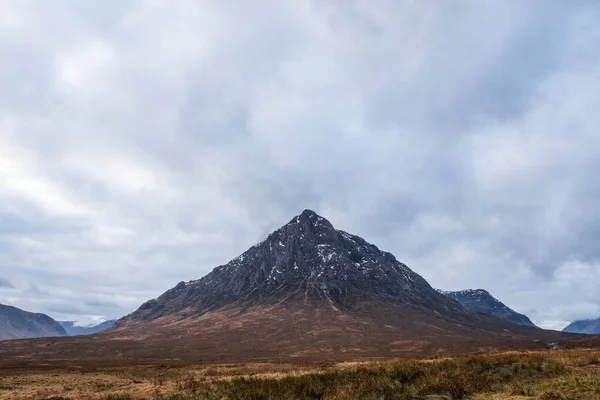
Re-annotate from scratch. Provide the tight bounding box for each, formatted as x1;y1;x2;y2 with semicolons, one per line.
59;320;118;336
439;289;537;327
0;303;67;341
563;318;600;334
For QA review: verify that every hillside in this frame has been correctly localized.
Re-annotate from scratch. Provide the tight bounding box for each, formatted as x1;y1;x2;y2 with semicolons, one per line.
439;289;537;327
563;318;600;334
0;211;575;366
0;303;67;341
106;210;565;361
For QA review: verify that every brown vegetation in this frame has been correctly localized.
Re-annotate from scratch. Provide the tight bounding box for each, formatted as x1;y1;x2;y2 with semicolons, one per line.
1;349;600;400
0;302;578;369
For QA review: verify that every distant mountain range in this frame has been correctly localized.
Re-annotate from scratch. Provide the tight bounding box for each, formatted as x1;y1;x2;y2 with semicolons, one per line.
59;320;117;336
438;289;537;327
563;318;600;334
0;303;67;341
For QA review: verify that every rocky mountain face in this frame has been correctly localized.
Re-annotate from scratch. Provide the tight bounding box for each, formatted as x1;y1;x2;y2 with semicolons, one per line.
439;289;537;327
60;320;117;336
99;210;564;364
0;304;67;341
563;318;600;334
117;209;471;325
0;211;570;366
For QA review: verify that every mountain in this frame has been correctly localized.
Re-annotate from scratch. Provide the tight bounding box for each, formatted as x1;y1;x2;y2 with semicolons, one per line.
116;209;472;325
439;289;537;327
0;210;571;367
0;303;68;341
60;320;117;336
563;318;600;334
105;210;558;361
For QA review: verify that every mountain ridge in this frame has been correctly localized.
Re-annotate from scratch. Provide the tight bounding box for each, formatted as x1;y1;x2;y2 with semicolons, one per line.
438;288;537;327
115;209;474;328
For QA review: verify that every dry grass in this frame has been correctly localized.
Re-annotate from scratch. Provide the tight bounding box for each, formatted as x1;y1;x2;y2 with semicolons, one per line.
1;349;600;399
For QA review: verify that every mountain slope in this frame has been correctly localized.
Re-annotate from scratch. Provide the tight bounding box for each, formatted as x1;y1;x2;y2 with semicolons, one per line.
0;210;572;367
0;304;67;341
439;289;537;327
109;210;558;360
116;210;482;327
563;318;600;334
60;320;117;336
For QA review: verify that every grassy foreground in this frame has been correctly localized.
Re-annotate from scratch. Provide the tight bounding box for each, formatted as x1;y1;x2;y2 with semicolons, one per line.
1;349;600;400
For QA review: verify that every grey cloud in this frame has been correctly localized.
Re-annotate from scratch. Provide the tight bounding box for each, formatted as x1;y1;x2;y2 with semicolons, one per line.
0;1;599;330
83;300;120;309
0;278;14;288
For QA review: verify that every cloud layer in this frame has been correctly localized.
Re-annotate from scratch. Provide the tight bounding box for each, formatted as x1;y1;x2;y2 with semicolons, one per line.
1;0;599;329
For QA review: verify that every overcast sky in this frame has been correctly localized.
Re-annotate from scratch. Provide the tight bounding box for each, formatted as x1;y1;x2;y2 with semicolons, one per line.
0;1;599;329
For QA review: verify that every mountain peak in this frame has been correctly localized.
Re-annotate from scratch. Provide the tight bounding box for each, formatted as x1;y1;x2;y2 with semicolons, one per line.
110;211;555;362
286;209;335;232
299;208;320;219
122;211;463;323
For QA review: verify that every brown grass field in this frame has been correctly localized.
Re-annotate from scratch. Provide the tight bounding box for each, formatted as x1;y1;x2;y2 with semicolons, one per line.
1;348;600;400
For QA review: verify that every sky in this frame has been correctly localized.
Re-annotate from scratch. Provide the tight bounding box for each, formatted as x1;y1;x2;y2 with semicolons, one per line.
0;1;599;330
